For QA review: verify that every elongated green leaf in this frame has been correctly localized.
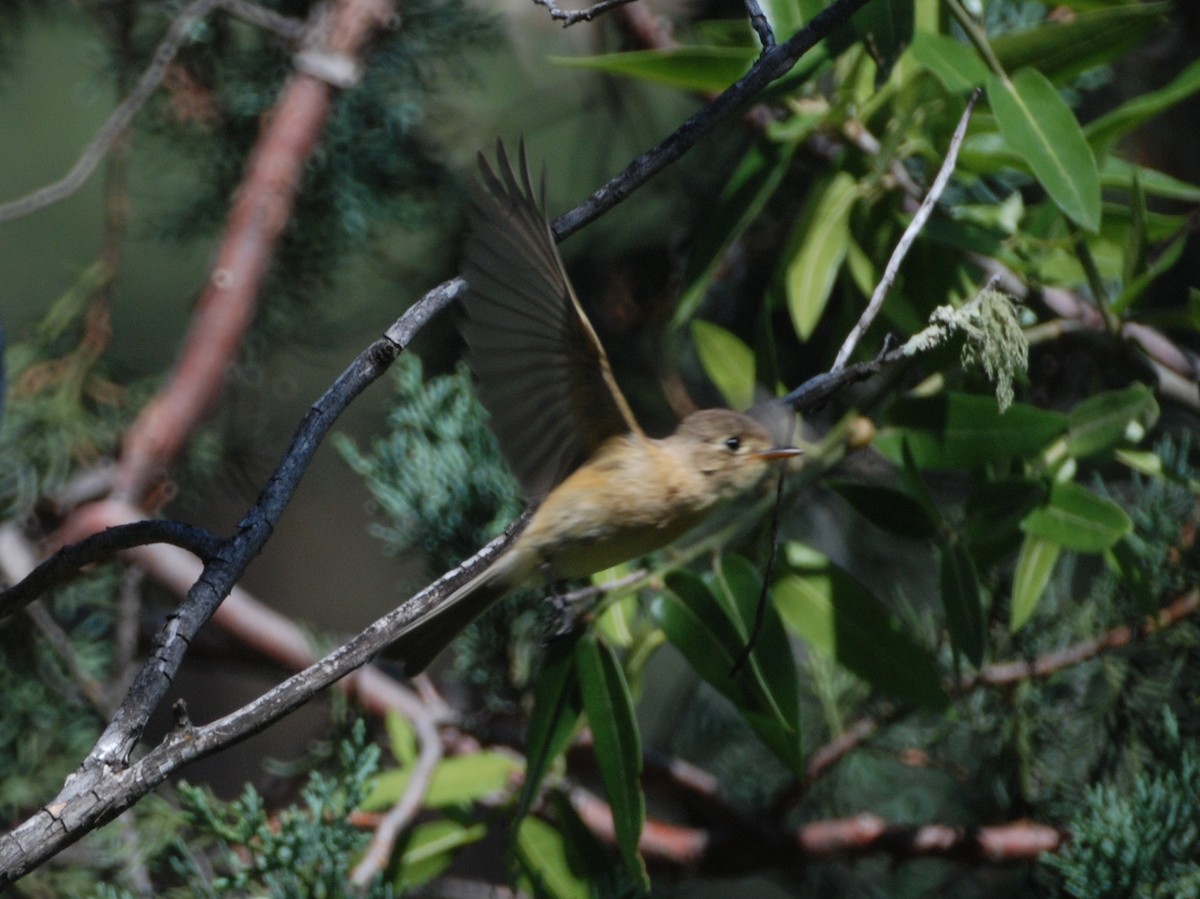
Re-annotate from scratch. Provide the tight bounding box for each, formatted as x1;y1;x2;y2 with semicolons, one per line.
691;320;756;410
1086;57;1200;157
719;555;801;745
963;478;1048;568
783;172;858;340
991;3;1168;84
516;818;590;899
876;394;1067;470
659;569;793;732
1021;482;1132;552
988;68;1100;231
518;635;583;825
1112;231;1188;315
656;571;797;765
1066;384;1158;459
828;481;940;539
676;138;801;328
909;31;988;92
550;46;754;92
851;0;914;78
1011;534;1060;631
364;752;523;811
1101;157;1200;203
393;821;486;892
575;634;648;891
940;541;985;667
773;544;947;708
1122;173;1148;288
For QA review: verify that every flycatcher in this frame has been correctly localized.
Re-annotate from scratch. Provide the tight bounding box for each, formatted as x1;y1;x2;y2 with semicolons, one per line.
392;143;801;675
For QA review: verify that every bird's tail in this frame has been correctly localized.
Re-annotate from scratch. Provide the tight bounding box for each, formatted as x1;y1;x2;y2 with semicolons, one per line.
391;563;516;677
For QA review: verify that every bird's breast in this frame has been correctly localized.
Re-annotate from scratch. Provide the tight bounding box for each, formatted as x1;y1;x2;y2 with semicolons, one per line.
515;435;712;580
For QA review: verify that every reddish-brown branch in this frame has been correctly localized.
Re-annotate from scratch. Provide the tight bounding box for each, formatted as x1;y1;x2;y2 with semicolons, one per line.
569;788;1063;867
963;588;1200;690
114;0;393;503
796;589;1200;798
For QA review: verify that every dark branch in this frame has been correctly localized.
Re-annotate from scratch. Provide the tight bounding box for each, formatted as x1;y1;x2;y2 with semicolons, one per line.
0;521;221;619
551;0;873;239
743;0;776;51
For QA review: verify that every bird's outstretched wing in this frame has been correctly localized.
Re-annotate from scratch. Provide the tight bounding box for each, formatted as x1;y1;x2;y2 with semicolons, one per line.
461;140;643;502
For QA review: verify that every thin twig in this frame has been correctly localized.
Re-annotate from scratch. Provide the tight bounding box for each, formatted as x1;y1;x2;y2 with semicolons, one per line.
222;0;307;41
0;0;308;225
552;0;874;239
831;88;981;372
349;685;444;888
0;0;220;224
532;0;639;27
743;0;776;51
0;519;221;619
791;588;1200;801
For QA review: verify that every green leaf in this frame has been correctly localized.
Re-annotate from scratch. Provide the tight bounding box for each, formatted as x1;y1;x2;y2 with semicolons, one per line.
940;540;985;667
988;68;1100;231
393;821;486;891
1011;534;1060;631
1021;482;1132;553
851;0;914;78
876;394;1068;470
1066;384;1158;459
1086;57;1200;157
518;636;583;825
908;31;988;92
828;480;940;540
991;3;1168;84
1122;173;1148;288
1111;231;1188;315
691;320;756;410
718;555;801;741
963;478;1048;568
1101;157;1200;203
676;138;801;328
773;543;947;708
575;634;648;891
364;752;522;811
782;172;858;340
385;709;417;766
550;46;754;92
656;570;798;765
516;818;591;899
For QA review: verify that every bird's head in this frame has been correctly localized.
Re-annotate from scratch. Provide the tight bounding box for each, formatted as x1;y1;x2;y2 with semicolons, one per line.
672;409;802;500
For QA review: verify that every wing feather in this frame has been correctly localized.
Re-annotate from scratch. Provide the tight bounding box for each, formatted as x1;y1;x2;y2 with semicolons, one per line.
462;140;643;501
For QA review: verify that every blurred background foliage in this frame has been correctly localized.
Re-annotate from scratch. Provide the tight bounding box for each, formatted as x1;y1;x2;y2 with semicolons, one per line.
2;0;1200;895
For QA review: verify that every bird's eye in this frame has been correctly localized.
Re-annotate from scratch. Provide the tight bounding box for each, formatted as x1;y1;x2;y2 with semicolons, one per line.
724;436;742;452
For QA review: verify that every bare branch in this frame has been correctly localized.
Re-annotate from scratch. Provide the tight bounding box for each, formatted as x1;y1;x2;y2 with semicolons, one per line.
532;0;639;27
831;88;981;372
551;0;874;239
743;0;776;51
791;588;1200;801
349;683;444;887
0;0;308;225
0;520;220;619
0;0;219;223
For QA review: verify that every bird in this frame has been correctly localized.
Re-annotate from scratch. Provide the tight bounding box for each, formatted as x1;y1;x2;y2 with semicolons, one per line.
391;141;801;675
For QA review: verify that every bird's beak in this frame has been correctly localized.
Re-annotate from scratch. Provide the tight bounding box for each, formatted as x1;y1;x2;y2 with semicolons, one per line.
753;446;804;461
